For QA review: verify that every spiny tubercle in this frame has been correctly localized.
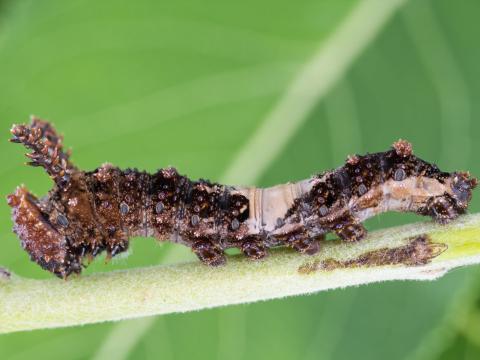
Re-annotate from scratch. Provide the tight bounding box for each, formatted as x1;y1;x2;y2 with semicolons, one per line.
7;119;478;278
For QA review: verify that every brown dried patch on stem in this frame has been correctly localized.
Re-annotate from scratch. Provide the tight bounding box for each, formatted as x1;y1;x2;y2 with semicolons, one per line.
298;235;447;274
0;267;10;280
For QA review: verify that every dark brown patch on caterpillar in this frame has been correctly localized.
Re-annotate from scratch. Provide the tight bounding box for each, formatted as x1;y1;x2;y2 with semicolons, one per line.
7;119;477;278
298;235;447;275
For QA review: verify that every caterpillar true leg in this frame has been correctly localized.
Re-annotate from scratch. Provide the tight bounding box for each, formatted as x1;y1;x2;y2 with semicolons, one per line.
286;231;323;255
335;222;367;242
192;240;226;267
240;239;268;260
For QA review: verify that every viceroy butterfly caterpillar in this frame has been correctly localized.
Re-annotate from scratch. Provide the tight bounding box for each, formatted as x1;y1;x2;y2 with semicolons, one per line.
7;118;477;278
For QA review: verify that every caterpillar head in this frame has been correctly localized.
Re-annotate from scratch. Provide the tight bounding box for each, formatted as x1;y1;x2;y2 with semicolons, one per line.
7;186;81;278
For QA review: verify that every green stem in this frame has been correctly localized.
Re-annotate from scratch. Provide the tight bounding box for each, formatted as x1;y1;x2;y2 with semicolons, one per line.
2;213;480;334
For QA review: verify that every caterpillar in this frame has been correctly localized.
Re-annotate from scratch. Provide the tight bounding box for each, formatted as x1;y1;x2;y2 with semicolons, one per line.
7;118;477;278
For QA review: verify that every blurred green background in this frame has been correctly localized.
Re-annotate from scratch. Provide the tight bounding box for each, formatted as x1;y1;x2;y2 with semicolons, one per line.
1;0;480;359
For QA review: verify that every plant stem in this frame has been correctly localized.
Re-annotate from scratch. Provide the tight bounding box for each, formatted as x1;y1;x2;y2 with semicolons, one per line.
2;213;480;334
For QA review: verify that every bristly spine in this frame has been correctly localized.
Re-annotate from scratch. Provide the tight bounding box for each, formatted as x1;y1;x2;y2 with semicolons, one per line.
7;118;478;278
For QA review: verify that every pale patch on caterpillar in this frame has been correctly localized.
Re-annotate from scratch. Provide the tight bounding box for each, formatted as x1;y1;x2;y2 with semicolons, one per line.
7;118;478;278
